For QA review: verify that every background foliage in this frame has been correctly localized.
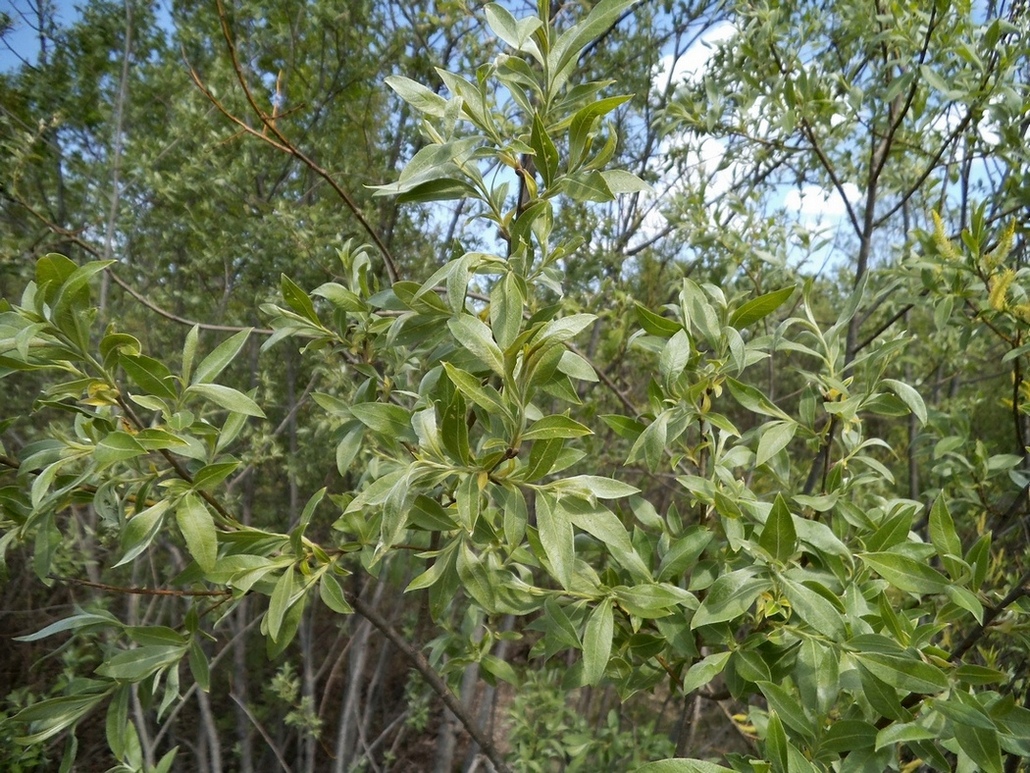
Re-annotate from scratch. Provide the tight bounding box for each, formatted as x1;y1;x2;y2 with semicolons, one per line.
2;0;1030;771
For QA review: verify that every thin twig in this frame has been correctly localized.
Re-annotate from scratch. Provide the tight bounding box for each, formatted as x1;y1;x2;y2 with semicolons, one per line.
230;692;295;773
50;576;231;597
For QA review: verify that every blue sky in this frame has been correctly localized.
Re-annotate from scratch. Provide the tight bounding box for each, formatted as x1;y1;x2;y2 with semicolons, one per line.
0;0;82;71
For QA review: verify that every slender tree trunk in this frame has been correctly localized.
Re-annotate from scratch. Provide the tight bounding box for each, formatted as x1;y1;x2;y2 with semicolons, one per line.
232;598;255;773
196;685;224;773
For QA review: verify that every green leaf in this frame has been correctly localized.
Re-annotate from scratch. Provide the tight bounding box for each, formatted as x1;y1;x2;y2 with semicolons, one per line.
385;75;448;117
659;329;691;383
928;495;961;559
457;541;496;612
569;95;631;167
523;414;593;440
192;461;241;491
484;3;542;55
176;492;217;572
531;313;596;347
779;576;845;639
691;569;769;628
106;685;130;759
565;499;651;581
682;651;731;694
548;0;638;89
406;540;459;592
955;664;1007;685
267;568;297;642
756;420;796;467
443;362;511;420
729;286;795;329
630;410;669;473
449;315;505;375
491;272;524;350
582;598;614;686
531;111;560;187
875;721;937;750
188;638;210;692
854;651;948;694
635;303;682;336
859;552;949;594
881;379;927;425
12;690;112;745
480;654;520;687
932;696;997;730
281;274;319;323
350;403;414;439
15;609;121;641
96;644;185;681
523;436;564;481
318;572;353;615
766;715;791;773
563;169;614;202
759;494;797;562
536;493;574;589
954;722;1003;773
601;169;652;194
121;354;178;401
557;350;597;382
758;681;815;738
614;583;694;617
192;329;251;385
726;377;791;420
632;761;736;773
822;720;877;752
94;432;147;467
114;500;172;568
946;584;984;624
795;639;839;717
561;475;639;500
186;383;265;418
856;662;909;721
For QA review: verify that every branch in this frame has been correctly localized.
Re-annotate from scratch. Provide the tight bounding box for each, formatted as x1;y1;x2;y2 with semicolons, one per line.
951;570;1030;663
50;576;231;597
194;0;400;284
107;269;275;335
345;589;512;773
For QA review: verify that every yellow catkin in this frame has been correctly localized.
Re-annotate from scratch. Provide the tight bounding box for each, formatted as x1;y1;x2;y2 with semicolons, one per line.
988;268;1017;311
984;219;1017;270
1012;303;1030;324
931;211;961;261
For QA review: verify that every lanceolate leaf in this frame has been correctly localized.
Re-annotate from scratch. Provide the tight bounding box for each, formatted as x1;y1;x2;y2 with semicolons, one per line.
536;492;574;589
186;383;265;418
448;315;505;375
779;575;846;639
854;651;948;694
176;492;217;572
582;598;614;686
759;494;798;563
350;402;414;440
881;379;927;425
729;286;795;329
859;552;949;594
192;329;251;385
